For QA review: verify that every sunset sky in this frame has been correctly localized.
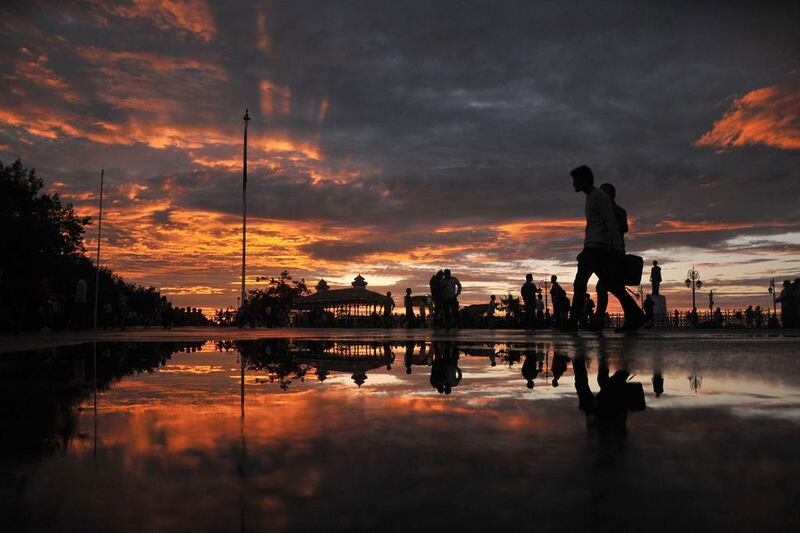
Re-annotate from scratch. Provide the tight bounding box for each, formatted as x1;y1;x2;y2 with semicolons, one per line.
1;0;798;312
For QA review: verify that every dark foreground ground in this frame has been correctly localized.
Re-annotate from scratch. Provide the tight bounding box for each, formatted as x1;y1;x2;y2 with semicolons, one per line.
1;331;798;532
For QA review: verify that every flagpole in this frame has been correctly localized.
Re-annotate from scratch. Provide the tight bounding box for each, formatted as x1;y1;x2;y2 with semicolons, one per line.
93;169;104;329
241;109;250;312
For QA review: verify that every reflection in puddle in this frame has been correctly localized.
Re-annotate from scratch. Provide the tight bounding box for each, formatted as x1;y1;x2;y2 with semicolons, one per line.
1;337;799;532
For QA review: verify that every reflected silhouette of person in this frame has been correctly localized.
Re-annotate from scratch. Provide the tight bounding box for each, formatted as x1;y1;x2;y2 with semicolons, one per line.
551;351;568;387
573;354;636;430
430;342;462;394
521;352;544;389
383;343;394;370
404;341;414;374
652;372;664;397
352;371;368;387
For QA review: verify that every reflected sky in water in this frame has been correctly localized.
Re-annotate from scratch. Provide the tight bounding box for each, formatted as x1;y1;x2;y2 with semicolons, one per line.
2;337;799;532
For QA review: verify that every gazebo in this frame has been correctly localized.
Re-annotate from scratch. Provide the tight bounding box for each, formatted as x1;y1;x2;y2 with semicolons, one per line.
295;275;391;326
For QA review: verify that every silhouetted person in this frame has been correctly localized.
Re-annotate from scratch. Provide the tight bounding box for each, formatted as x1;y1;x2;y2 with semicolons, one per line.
592;183;628;331
384;292;395;327
573;354;640;430
745;305;754;328
550;275;569;327
521;274;539;328
583;294;595;327
565;165;646;332
777;280;794;328
442;269;462;328
404;341;414;374
404;288;414;328
551;351;568;387
430;342;462;394
383;343;394;370
754;305;763;328
429;271;445;326
650;260;662;296
652;372;664;397
521;353;543;389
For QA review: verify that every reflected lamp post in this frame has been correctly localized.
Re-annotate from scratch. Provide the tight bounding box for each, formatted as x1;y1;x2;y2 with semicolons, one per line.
685;267;703;310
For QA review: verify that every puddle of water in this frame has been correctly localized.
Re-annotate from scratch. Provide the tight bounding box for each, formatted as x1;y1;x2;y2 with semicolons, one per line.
1;337;799;532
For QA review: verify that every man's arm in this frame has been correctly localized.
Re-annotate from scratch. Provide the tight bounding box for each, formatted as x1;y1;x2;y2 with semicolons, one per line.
455;278;462;296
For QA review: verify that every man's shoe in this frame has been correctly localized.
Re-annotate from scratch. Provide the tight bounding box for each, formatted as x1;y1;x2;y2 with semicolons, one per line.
582;323;604;333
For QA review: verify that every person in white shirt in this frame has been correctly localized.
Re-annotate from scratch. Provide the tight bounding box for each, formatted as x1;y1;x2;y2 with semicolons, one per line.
565;165;646;332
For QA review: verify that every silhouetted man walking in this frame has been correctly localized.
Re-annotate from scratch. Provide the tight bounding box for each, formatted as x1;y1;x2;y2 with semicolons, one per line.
565;165;646;332
592;182;627;331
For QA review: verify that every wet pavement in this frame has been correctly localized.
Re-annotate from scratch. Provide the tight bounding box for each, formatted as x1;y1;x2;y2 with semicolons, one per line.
1;335;799;532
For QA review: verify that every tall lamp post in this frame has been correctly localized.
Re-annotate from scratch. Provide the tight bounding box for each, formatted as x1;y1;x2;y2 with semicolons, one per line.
685;267;703;310
240;109;250;312
93;169;104;329
768;278;777;317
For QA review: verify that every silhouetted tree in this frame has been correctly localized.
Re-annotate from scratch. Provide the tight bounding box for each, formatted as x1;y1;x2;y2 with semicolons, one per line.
0;159;187;330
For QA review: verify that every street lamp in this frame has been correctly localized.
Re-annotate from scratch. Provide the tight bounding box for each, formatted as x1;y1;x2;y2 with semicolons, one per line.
768;278;777;316
684;267;703;310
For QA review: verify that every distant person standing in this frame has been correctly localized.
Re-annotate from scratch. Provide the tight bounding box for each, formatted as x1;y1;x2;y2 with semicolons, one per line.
429;271;445;326
384;291;395;327
404;288;414;328
520;274;539;328
754;305;763;328
650;261;662;296
776;280;795;328
550;275;568;327
745;305;754;328
442;269;462;328
487;295;497;328
73;278;87;329
583;294;595;326
565;165;647;332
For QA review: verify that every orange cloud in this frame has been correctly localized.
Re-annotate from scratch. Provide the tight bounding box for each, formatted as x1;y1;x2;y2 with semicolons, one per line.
77;47;227;79
695;78;800;150
91;0;217;42
637;219;794;235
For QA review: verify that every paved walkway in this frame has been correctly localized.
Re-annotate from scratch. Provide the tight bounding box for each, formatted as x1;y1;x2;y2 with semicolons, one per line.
1;326;797;354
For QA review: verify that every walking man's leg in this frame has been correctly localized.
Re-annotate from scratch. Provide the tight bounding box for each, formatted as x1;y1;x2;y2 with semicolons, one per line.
568;254;594;327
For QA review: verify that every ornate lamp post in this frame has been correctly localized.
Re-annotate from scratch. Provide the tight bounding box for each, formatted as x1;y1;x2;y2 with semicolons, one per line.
685;267;703;310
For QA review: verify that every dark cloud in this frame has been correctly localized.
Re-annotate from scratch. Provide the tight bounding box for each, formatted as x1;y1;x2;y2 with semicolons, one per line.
1;0;798;308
